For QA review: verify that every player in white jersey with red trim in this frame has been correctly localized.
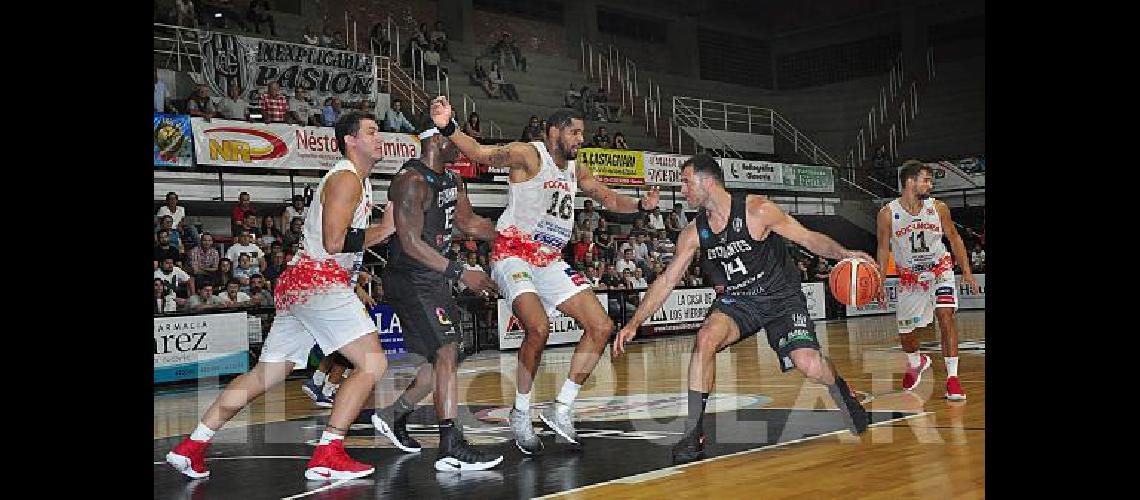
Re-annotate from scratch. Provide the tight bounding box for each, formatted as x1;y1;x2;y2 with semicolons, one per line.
875;160;979;401
166;111;397;481
427;97;660;454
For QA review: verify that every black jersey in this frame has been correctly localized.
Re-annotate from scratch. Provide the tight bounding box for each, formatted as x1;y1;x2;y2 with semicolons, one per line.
695;193;801;298
386;160;459;274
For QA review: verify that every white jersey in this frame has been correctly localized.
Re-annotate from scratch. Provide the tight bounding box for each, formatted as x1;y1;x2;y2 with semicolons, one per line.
295;159;374;272
493;141;577;265
888;197;949;272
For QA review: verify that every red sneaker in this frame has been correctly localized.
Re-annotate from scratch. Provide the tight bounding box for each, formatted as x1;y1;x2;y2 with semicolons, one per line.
901;354;932;391
166;437;211;479
305;439;375;480
945;376;966;401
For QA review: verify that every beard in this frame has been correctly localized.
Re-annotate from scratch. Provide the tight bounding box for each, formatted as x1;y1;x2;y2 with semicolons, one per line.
917;190;932;200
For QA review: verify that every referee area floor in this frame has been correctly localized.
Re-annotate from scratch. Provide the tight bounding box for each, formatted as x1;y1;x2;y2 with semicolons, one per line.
154;310;985;499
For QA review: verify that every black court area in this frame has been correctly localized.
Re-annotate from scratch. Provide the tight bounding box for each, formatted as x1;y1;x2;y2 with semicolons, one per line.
153;400;915;499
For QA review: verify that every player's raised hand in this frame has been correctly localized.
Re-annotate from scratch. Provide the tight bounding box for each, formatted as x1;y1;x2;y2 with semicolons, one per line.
429;96;453;129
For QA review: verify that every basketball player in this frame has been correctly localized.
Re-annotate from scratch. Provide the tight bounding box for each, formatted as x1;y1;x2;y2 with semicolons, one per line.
166;111;396;480
427;96;660;454
369;127;504;471
613;154;872;464
875;160;978;400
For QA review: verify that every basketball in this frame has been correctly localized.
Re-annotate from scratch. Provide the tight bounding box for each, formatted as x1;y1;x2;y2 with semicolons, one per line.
829;258;882;306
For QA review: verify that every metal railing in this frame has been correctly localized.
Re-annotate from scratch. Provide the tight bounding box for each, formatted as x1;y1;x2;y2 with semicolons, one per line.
459;94;503;140
153;23;204;73
580;38;640;119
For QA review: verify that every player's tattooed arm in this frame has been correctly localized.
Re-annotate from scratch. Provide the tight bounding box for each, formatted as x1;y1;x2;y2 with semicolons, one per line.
389;170;454;273
576;161;659;213
454;175;498;241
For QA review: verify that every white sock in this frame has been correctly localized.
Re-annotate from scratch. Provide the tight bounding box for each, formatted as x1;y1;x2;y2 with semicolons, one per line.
190;423;216;442
515;391;531;412
556;380;582;407
319;430;343;446
323;382;339;398
945;357;959;377
906;352;922;368
312;369;327;386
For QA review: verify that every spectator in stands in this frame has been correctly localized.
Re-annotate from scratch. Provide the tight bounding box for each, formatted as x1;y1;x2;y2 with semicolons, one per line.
873;145;889;170
462;112;482;139
612;131;629;150
430;21;454;62
283;216;304;249
263;250;286;284
576;199;601;234
154;66;174;113
646;206;665;232
571;232;601;269
259;82;288;123
412;22;430;49
970;244;985;273
156;257;195;299
381;98;416;133
219;279;251;308
685;266;704;287
287;87;319;126
217;85;250;120
210;258;234;290
320;96;343;127
155;278;178;314
616;248;639;274
592;126;611;148
245;0;276;37
585;266;605;289
471;61;496;98
650;260;667;281
455;252;486;295
303;25;320;45
499;32;526;71
281;195;307;228
186;84;217;121
156;191;196;245
814;259;831;282
423;41;445;80
248;274;273;307
226;231;267;270
187;283;227;312
333;30;348;50
520;116;542;141
627;267;648;289
187;232;220;282
602;263;625;290
368;21;391;55
173;0;198;28
654;230;676;261
665;202;687;239
199;0;247;31
629;217;649;238
155;229;183;269
240;212;261;239
565;83;582;109
595;231;616;263
797;259;811;282
258;215;283;249
488;62;519;101
231;191;255;237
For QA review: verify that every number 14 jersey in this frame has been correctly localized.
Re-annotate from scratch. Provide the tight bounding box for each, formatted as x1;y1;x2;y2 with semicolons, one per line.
695;193;801;298
492;141;578;267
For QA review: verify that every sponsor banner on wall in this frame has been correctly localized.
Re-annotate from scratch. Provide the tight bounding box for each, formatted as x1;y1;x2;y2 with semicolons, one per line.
154;313;249;383
846;274;985;316
368;304;408;355
191;117;419;173
446;152;481;179
718;158;835;193
199;33;375;111
577;148;645;186
497;293;608;349
635;283;828;336
801;282;828;320
643;152;687;186
154;114;194;167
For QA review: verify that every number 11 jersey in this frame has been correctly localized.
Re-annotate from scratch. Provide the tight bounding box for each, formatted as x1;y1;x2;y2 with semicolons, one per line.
887;197;950;274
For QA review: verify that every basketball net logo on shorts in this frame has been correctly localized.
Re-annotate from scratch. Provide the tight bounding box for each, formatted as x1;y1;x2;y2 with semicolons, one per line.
732;217;743;233
792;314;808;328
435;307;451;325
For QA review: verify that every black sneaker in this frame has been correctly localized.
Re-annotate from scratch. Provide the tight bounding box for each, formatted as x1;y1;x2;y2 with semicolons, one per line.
373;407;422;453
435;431;504;472
671;428;707;464
829;377;869;436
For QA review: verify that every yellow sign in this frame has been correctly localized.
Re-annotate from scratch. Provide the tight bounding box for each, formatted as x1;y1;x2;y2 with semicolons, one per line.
576;148;645;186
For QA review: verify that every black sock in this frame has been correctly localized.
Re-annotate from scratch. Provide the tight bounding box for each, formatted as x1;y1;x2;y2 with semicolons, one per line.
831;376;852;400
687;390;710;434
438;419;457;440
388;395;415;419
359;408;376;421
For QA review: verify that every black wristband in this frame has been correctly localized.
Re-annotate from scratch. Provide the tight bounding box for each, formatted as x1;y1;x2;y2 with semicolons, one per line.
343;228;365;252
438;119;457;137
445;259;464;281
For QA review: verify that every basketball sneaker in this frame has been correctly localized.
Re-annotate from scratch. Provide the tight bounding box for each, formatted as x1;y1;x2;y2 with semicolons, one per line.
945;376;966;401
829;377;869;436
901;354;932;391
509;408;544;455
435;430;504;472
671;429;707;464
373;406;422;453
539;401;579;444
301;379;323;402
166;437;211;479
305;439;375;480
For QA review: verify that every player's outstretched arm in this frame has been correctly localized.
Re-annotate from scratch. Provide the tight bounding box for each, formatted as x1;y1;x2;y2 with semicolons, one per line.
427;96;536;173
576;161;660;214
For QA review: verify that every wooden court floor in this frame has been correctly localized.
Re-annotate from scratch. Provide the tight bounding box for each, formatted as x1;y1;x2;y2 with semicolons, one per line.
154;310;985;499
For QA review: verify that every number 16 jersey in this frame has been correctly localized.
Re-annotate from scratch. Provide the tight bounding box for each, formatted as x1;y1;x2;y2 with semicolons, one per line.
492;141;577;267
